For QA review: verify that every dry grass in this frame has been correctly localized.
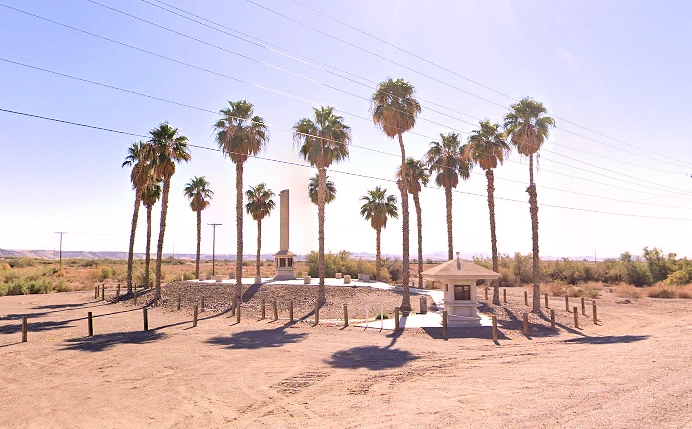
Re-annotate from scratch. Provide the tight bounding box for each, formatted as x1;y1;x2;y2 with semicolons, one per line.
541;281;603;298
615;283;643;299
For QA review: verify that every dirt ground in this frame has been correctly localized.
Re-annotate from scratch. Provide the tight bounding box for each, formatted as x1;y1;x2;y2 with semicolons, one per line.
1;286;691;428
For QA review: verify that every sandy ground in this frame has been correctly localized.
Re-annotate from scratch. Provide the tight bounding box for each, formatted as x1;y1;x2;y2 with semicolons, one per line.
1;287;691;429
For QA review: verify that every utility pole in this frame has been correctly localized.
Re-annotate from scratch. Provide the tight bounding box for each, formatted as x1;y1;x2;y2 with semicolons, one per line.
55;232;67;269
208;223;222;276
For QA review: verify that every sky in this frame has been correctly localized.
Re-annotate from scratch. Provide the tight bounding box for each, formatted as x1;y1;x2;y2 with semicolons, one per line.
1;0;692;260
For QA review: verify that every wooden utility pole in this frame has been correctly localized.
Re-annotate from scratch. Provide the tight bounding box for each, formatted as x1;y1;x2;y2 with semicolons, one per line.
208;223;222;276
55;232;67;269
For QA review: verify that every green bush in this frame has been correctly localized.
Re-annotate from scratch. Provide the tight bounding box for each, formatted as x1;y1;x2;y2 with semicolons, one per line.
306;251;399;283
7;257;34;268
100;266;114;280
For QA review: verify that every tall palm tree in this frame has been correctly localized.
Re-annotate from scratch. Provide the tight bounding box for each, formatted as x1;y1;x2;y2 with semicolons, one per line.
371;78;421;311
184;176;214;279
294;106;351;305
308;173;336;205
245;183;275;284
122;141;150;294
466;120;511;305
214;100;269;300
504;97;555;312
146;123;191;301
396;158;429;288
360;187;398;281
141;179;162;289
426;132;472;261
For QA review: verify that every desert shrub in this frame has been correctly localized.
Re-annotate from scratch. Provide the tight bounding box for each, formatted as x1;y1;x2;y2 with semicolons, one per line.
643;247;676;283
374;312;389;320
615;283;642;298
677;286;692;299
7;257;34;268
512;252;533;284
647;285;677;298
3;270;21;283
134;269;155;287
100;266;114;280
80;259;100;268
182;271;196;281
0;262;11;271
163;257;185;265
306;250;399;283
54;280;71;292
0;278;53;296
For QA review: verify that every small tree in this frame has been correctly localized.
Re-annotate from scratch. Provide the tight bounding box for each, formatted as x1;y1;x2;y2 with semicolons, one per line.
183;176;213;279
245;183;276;284
360;186;398;281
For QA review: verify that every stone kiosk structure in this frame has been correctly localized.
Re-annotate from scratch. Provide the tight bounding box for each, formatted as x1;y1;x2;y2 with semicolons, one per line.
422;252;500;326
273;189;296;280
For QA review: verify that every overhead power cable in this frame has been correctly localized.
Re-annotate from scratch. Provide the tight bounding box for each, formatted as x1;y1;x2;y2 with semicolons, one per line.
3;106;692;220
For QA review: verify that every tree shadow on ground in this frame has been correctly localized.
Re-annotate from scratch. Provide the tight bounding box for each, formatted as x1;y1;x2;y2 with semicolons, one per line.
33;302;90;310
1;312;50;321
241;284;262;302
563;335;649;345
206;326;308;350
0;319;74;335
421;326;510;341
61;331;167;352
325;346;419;370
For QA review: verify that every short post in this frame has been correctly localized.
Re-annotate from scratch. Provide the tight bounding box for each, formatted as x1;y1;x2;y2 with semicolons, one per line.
289;300;294;322
420;296;427;314
544;293;548;309
101;285;105;301
394;307;400;331
314;302;319;326
200;296;205;313
574;306;579;328
442;310;448;337
193;305;198;327
581;297;586;316
236;298;241;324
550;309;556;330
524;290;528;306
565;295;569;311
272;300;278;321
133;285;138;305
485;287;488;300
261;298;266;320
143;307;149;331
87;311;93;336
522;312;529;336
593;301;598;324
343;304;349;327
491;314;498;343
21;316;28;343
176;294;181;311
116;284;120;303
503;288;507;303
94;286;98;299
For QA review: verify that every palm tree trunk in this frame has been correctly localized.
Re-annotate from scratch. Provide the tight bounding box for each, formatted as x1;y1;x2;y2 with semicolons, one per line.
486;169;500;305
235;162;244;300
155;178;171;301
195;209;201;279
317;167;327;305
375;227;382;281
413;192;423;288
528;153;541;312
256;218;262;282
445;186;453;261
126;190;142;294
144;204;152;289
397;133;411;311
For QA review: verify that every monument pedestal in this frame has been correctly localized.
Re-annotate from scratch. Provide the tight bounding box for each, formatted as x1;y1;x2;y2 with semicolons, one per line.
273;189;296;280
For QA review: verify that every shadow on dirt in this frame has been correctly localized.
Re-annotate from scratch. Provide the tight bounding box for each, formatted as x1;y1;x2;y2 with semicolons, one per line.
207;326;307;350
325;345;419;370
61;331;167;352
563;335;649;345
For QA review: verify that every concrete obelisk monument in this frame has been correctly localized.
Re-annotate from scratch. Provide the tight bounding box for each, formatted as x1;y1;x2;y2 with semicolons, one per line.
273;189;296;280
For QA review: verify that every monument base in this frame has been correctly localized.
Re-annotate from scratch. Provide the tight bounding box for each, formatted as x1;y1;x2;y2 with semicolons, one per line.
274;267;295;281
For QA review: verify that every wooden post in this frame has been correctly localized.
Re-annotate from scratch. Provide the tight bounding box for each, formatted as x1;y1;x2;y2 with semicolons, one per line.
143;307;149;331
94;286;98;299
116;284;120;303
551;309;556;330
289;300;294;322
593;301;597;324
503;288;506;303
581;297;586;315
420;296;427;314
101;285;105;301
261;298;266;319
485;287;488;300
231;298;236;317
343;304;349;327
574;307;579;328
442;310;448;337
524;290;528;306
491;314;498;343
200;296;205;313
21;316;28;343
87;312;93;336
176;294;181;311
394;307;400;331
544;293;548;309
523;312;529;336
565;295;569;311
272;300;278;321
236;298;241;324
314;302;319;326
133;285;138;306
193;305;198;327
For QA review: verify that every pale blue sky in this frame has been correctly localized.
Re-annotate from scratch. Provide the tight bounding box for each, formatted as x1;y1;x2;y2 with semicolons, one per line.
1;0;691;258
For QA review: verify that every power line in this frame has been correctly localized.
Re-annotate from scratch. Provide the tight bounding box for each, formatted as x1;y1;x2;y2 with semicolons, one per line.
3;106;692;221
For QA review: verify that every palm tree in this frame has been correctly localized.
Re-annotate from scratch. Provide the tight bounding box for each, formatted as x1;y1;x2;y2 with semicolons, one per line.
294;106;351;305
371;78;421;311
360;187;398;281
308;173;336;205
245;183;276;284
122;141;150;294
426;132;472;261
504;97;555;312
396;158;429;288
141;179;162;289
184;176;214;280
146;123;191;301
214;100;269;300
466;120;511;305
